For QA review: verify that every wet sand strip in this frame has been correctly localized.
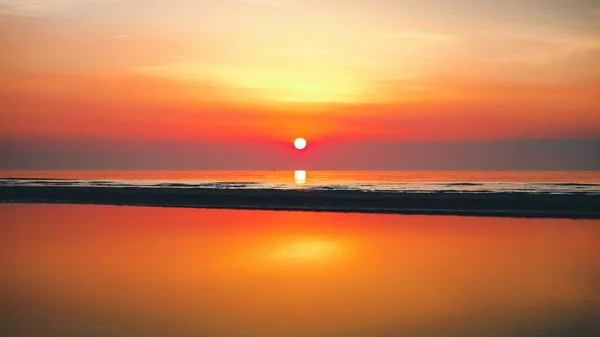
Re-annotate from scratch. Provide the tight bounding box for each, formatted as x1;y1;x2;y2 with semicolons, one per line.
1;185;599;219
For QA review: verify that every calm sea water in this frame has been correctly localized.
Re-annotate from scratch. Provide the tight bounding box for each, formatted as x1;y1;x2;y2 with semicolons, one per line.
2;204;599;337
2;170;600;194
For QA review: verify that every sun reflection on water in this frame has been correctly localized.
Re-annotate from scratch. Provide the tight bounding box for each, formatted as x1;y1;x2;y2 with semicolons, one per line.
269;237;341;263
294;170;307;185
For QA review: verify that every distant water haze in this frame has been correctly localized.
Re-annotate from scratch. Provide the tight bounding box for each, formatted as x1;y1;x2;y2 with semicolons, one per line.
2;138;599;170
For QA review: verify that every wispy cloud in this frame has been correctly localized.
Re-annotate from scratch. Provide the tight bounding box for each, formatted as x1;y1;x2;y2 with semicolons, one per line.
0;0;135;18
481;28;600;66
365;31;456;44
0;0;54;17
230;0;297;7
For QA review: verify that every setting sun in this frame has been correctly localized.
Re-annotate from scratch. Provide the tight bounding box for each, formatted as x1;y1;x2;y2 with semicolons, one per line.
294;138;307;150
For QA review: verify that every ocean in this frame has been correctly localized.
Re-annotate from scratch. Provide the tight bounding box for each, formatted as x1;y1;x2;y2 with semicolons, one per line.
3;171;600;336
2;170;600;194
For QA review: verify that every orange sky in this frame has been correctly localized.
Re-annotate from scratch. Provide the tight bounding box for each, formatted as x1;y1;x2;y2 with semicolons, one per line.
1;0;599;169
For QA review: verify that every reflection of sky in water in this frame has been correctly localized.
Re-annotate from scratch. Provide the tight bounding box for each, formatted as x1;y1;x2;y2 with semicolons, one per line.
266;236;346;264
2;204;599;337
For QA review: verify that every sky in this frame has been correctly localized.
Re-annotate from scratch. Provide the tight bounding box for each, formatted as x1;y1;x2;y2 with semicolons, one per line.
1;0;599;169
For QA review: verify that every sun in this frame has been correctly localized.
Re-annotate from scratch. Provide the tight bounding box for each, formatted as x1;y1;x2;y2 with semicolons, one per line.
294;138;307;150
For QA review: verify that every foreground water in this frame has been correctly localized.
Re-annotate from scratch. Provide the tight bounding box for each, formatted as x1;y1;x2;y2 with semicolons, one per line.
2;204;599;337
2;170;600;194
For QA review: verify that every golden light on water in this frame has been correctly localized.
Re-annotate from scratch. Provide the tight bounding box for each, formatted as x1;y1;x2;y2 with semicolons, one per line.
269;237;343;264
4;205;600;337
294;170;306;184
236;234;350;270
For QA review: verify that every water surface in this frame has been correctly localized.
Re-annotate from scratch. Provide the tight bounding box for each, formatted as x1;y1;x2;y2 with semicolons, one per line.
2;204;599;336
2;170;599;194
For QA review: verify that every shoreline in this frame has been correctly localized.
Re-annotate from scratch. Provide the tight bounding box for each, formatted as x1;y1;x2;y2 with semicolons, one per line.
1;185;599;219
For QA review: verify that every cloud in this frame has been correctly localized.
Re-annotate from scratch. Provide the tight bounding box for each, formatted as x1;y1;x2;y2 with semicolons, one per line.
0;0;56;17
364;31;456;46
231;0;297;7
135;62;368;104
455;24;600;73
0;0;135;18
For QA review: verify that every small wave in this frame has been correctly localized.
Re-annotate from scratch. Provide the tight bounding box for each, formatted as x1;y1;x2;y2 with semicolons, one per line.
530;183;600;187
305;185;365;191
89;181;119;186
155;183;195;187
443;182;485;186
2;178;599;195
